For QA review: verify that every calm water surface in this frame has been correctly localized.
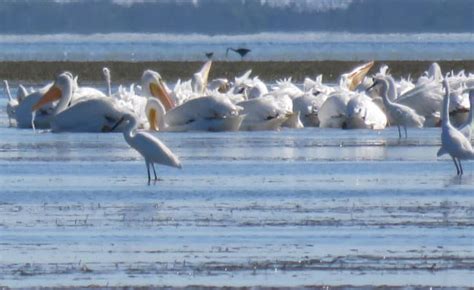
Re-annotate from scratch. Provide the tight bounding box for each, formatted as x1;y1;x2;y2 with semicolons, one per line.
0;94;473;287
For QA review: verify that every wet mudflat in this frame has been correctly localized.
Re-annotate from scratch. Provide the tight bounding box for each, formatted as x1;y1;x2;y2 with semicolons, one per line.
0;103;473;288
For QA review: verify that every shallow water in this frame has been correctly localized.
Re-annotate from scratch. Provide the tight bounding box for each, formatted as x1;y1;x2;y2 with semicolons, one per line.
1;32;473;61
0;96;473;288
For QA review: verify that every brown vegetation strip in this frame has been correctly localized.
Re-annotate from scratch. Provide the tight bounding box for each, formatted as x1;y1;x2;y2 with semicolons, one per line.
0;60;473;84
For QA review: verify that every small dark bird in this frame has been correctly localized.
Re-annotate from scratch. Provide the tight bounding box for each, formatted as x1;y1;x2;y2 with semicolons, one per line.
226;48;251;60
205;52;214;60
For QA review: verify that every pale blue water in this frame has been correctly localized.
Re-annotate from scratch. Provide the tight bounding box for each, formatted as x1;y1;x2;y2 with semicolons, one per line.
1;90;474;287
1;32;473;61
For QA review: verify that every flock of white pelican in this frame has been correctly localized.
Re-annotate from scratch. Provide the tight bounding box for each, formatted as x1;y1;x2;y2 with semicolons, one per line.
3;61;474;180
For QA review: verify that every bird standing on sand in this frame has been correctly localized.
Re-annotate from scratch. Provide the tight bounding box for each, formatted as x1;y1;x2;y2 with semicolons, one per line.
226;48;251;60
437;78;474;175
112;113;182;183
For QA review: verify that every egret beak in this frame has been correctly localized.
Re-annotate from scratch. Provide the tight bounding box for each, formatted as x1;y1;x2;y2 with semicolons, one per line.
347;60;374;91
32;85;61;111
150;80;174;111
148;108;158;131
109;116;126;132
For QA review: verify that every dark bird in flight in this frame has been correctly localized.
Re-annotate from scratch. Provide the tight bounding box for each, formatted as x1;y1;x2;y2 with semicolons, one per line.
205;52;214;60
226;48;251;60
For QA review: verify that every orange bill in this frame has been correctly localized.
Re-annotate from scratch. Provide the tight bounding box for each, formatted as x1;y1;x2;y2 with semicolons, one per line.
199;60;212;89
32;86;61;111
148;108;158;131
347;60;375;91
150;81;174;111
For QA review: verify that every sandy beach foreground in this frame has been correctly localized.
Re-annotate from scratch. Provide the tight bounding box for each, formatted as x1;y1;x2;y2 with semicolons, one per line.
1;60;473;83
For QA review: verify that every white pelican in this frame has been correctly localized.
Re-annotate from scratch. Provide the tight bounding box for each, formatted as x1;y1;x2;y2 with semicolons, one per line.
116;113;181;182
458;89;473;140
345;94;387;130
142;69;243;132
303;75;336;96
230;70;268;99
103;67;112;97
292;92;328;127
141;70;176;110
208;78;230;93
41;71;107;108
191;60;212;94
163;95;243;132
437;79;474;175
16;84;29;103
15;82;54;129
237;95;291;131
318;92;352;128
4;80;18;127
369;77;425;138
446;85;471;127
32;73;128;132
339;61;375;91
417;62;442;85
272;78;303;98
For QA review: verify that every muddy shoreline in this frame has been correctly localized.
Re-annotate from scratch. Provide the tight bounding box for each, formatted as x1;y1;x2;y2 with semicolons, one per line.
1;60;473;84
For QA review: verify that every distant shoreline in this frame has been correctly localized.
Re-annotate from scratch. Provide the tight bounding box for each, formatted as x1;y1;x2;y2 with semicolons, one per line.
1;60;473;84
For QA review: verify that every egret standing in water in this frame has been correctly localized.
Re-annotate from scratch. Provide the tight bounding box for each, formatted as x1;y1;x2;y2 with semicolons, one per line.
437;78;474;175
112;113;182;183
226;48;251;60
368;76;425;138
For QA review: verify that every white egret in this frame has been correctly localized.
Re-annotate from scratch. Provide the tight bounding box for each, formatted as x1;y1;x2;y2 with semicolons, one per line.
369;77;425;138
437;79;474;175
115;113;182;182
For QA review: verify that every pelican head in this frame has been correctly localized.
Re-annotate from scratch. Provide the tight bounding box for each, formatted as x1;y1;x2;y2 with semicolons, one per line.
191;60;212;94
339;61;375;91
428;62;442;81
32;72;73;112
145;97;166;131
141;70;175;111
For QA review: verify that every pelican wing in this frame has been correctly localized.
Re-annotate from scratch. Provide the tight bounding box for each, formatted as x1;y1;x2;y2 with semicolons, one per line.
51;98;126;132
165;95;239;126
